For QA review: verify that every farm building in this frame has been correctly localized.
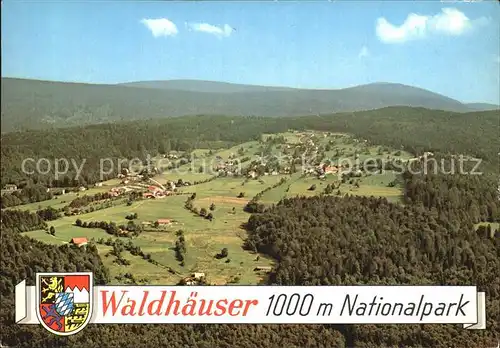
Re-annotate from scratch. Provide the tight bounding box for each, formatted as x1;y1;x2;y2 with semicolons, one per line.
3;184;17;191
254;266;272;272
156;219;172;226
148;185;161;192
323;165;339;175
70;237;88;247
181;278;197;286
179;272;206;286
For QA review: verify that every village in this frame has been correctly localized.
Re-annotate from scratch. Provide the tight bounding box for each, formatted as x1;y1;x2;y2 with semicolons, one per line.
8;129;435;286
2;129;434;200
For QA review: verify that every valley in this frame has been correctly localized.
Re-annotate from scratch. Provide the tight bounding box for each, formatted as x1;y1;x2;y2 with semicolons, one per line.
12;130;415;286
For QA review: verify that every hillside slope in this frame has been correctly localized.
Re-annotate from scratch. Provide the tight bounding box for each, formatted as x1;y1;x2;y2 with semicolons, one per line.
119;80;295;93
2;107;498;186
465;102;500;111
1;78;495;132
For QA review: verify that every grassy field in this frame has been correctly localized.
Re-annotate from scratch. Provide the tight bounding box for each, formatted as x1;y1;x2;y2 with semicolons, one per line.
156;172;214;184
166;140;258;177
4;186;114;212
26;192;274;285
25;227;111;245
179;176;287;199
20;130;410;285
13;196;70;212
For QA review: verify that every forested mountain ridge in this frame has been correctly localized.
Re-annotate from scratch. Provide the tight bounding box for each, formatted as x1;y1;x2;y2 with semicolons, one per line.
1;103;499;347
244;191;499;347
118;79;296;93
2;77;498;132
2;107;498;188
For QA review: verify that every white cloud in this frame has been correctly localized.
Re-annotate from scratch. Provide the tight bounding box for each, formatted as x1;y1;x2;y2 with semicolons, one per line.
358;46;370;59
376;8;488;44
141;18;178;38
188;23;234;38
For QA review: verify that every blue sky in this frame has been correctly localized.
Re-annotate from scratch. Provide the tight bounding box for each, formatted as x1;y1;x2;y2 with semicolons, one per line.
2;1;499;104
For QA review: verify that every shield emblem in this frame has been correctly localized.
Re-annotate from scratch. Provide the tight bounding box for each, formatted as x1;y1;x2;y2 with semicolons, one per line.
36;272;93;336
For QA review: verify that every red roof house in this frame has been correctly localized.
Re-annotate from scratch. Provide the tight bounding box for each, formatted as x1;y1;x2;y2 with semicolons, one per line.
70;237;88;246
322;165;339;174
156;219;172;225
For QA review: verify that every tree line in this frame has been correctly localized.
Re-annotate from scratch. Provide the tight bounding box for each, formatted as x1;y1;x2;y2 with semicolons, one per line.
2;107;497;190
244;177;288;213
75;219;143;238
68;192;115;208
0;185;53;208
0;209;48;233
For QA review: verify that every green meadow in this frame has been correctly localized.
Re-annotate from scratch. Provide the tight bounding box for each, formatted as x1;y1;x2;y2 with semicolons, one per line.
23;130;410;285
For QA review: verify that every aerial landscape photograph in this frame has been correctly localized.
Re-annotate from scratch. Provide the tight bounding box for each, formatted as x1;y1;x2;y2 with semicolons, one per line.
1;0;499;347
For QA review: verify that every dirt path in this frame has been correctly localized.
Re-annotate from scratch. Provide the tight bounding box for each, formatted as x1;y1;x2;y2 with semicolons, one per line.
197;196;249;205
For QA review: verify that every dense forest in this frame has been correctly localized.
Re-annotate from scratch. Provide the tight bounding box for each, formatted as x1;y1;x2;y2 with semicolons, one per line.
1;165;499;347
1;107;498;188
4;77;496;132
0;185;54;208
244;169;499;347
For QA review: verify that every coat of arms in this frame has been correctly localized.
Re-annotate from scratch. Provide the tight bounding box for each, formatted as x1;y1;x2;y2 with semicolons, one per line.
36;272;93;336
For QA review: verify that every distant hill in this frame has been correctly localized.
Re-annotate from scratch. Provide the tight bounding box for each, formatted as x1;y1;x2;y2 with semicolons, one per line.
465;102;500;111
119;80;294;93
2;78;497;133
